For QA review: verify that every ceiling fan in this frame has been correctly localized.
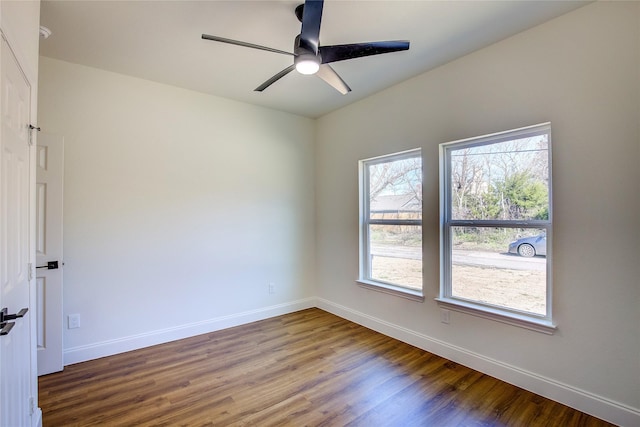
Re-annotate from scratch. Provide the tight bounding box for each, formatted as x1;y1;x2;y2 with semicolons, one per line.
201;0;410;94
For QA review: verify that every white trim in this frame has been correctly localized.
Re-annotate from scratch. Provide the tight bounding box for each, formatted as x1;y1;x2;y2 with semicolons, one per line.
60;297;639;425
435;297;556;334
358;148;423;292
356;279;424;302
63;298;315;366
439;122;554;325
439;122;552;150
360;147;423;165
316;298;640;427
32;408;42;427
0;26;38;84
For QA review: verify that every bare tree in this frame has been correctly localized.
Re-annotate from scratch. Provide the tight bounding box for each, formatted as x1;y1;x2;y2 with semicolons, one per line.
369;157;422;201
451;148;485;219
451;136;549;220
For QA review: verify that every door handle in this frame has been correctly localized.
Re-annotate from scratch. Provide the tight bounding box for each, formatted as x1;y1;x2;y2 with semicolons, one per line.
1;322;15;336
0;307;27;337
36;261;59;270
0;307;28;322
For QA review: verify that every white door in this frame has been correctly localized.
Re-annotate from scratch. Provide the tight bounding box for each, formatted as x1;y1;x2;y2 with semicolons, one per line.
36;133;64;375
1;36;34;426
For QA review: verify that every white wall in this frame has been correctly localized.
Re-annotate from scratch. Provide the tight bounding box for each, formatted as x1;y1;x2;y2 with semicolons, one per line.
38;57;316;362
316;2;639;425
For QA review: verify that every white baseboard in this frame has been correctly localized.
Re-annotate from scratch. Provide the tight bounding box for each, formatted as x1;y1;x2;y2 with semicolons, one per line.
63;298;316;366
63;297;639;426
32;407;42;427
316;298;640;427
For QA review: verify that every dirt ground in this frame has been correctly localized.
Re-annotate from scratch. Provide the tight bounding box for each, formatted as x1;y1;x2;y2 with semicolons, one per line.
372;257;545;315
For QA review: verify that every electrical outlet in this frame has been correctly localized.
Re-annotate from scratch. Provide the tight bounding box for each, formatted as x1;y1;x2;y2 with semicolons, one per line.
268;282;275;294
440;309;450;325
68;313;81;329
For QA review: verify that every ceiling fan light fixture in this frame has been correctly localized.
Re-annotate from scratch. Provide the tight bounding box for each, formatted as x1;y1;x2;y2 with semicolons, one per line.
295;54;320;75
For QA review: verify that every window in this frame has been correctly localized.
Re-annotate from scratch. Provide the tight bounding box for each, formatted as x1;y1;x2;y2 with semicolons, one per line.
358;149;423;300
438;123;555;333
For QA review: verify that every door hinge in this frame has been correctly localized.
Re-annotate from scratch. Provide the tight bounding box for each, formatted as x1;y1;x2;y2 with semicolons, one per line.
29;396;35;415
28;263;34;281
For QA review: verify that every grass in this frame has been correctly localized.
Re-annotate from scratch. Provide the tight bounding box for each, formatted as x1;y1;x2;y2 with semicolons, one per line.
371;255;545;315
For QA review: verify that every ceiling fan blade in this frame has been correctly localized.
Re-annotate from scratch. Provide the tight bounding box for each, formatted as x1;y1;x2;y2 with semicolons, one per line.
254;64;296;92
319;40;410;64
316;64;351;95
202;34;293;57
299;0;324;54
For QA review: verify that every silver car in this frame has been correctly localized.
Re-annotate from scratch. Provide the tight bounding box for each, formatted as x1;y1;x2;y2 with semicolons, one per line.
508;234;546;257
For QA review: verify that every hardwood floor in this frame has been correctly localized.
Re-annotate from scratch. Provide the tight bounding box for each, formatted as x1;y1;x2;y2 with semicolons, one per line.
39;308;613;426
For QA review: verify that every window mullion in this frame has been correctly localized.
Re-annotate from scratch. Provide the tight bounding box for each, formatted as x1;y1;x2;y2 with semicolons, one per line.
369;219;422;226
449;220;549;228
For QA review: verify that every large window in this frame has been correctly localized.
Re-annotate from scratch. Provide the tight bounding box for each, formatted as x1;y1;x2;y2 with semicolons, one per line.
358;149;423;300
438;123;554;332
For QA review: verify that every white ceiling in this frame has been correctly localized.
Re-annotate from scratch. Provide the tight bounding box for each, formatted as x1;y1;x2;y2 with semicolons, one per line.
39;0;588;118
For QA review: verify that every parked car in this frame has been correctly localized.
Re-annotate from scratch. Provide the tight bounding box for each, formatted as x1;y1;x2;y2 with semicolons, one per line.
508;234;546;257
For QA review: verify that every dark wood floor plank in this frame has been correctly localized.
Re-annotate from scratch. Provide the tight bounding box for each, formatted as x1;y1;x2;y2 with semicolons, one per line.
39;308;615;426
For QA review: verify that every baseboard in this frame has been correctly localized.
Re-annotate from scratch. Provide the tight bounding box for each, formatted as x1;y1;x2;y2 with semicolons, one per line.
62;297;639;426
63;298;316;366
316;298;640;427
32;407;42;427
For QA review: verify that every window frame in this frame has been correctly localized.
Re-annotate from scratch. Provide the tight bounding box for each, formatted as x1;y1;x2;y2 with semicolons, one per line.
437;123;556;333
357;149;424;301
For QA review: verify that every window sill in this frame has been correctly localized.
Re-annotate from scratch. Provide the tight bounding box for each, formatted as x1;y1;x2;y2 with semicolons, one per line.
357;280;425;302
435;297;557;335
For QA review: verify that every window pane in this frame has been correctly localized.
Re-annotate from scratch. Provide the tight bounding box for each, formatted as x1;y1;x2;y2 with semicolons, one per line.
369;224;422;290
450;135;549;221
451;227;546;315
369;157;422;221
